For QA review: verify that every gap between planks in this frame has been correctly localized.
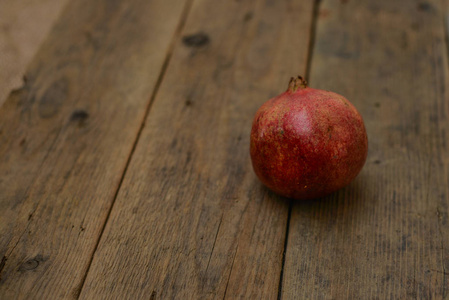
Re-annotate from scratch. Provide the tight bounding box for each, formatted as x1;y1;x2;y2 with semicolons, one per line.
75;0;196;297
276;0;321;298
80;1;313;299
304;0;322;82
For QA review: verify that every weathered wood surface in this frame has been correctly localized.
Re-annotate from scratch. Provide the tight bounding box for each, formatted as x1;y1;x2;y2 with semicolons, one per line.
1;0;448;299
282;0;449;298
0;0;189;298
0;0;69;107
79;0;314;298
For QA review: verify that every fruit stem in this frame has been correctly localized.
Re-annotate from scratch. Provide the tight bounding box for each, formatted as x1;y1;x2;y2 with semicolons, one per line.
288;75;308;92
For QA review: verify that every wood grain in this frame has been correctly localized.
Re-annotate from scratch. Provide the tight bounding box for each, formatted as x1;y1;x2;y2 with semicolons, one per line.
79;0;314;299
0;0;69;107
282;0;449;298
0;0;189;298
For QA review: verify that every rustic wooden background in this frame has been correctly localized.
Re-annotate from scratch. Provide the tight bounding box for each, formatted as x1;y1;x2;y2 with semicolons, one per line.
1;0;448;299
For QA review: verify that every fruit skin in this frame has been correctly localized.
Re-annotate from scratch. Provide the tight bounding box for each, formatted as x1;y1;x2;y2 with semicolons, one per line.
250;77;368;200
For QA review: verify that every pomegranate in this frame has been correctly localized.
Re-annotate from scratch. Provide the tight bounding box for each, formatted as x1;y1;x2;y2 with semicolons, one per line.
250;76;368;200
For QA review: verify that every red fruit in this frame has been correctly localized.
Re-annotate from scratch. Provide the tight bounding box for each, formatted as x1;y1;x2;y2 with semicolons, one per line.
250;76;368;200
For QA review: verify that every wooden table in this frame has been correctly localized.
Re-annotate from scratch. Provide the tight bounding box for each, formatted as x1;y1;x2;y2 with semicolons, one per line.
1;0;448;298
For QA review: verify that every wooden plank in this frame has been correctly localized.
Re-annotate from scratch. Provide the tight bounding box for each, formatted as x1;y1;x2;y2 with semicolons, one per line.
80;0;314;299
0;0;189;298
0;0;69;107
282;0;449;298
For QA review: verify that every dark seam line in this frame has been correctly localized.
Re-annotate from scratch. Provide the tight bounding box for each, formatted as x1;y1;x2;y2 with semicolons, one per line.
75;0;196;297
277;0;321;299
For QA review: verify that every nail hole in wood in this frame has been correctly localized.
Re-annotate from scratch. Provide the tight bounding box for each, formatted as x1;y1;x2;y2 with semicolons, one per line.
70;110;89;127
182;33;210;47
243;12;253;22
417;2;431;11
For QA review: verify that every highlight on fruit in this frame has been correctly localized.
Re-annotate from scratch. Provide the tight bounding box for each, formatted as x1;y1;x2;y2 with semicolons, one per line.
250;75;368;200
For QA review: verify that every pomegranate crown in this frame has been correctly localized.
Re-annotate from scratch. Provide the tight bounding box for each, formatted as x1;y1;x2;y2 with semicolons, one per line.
288;75;308;92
